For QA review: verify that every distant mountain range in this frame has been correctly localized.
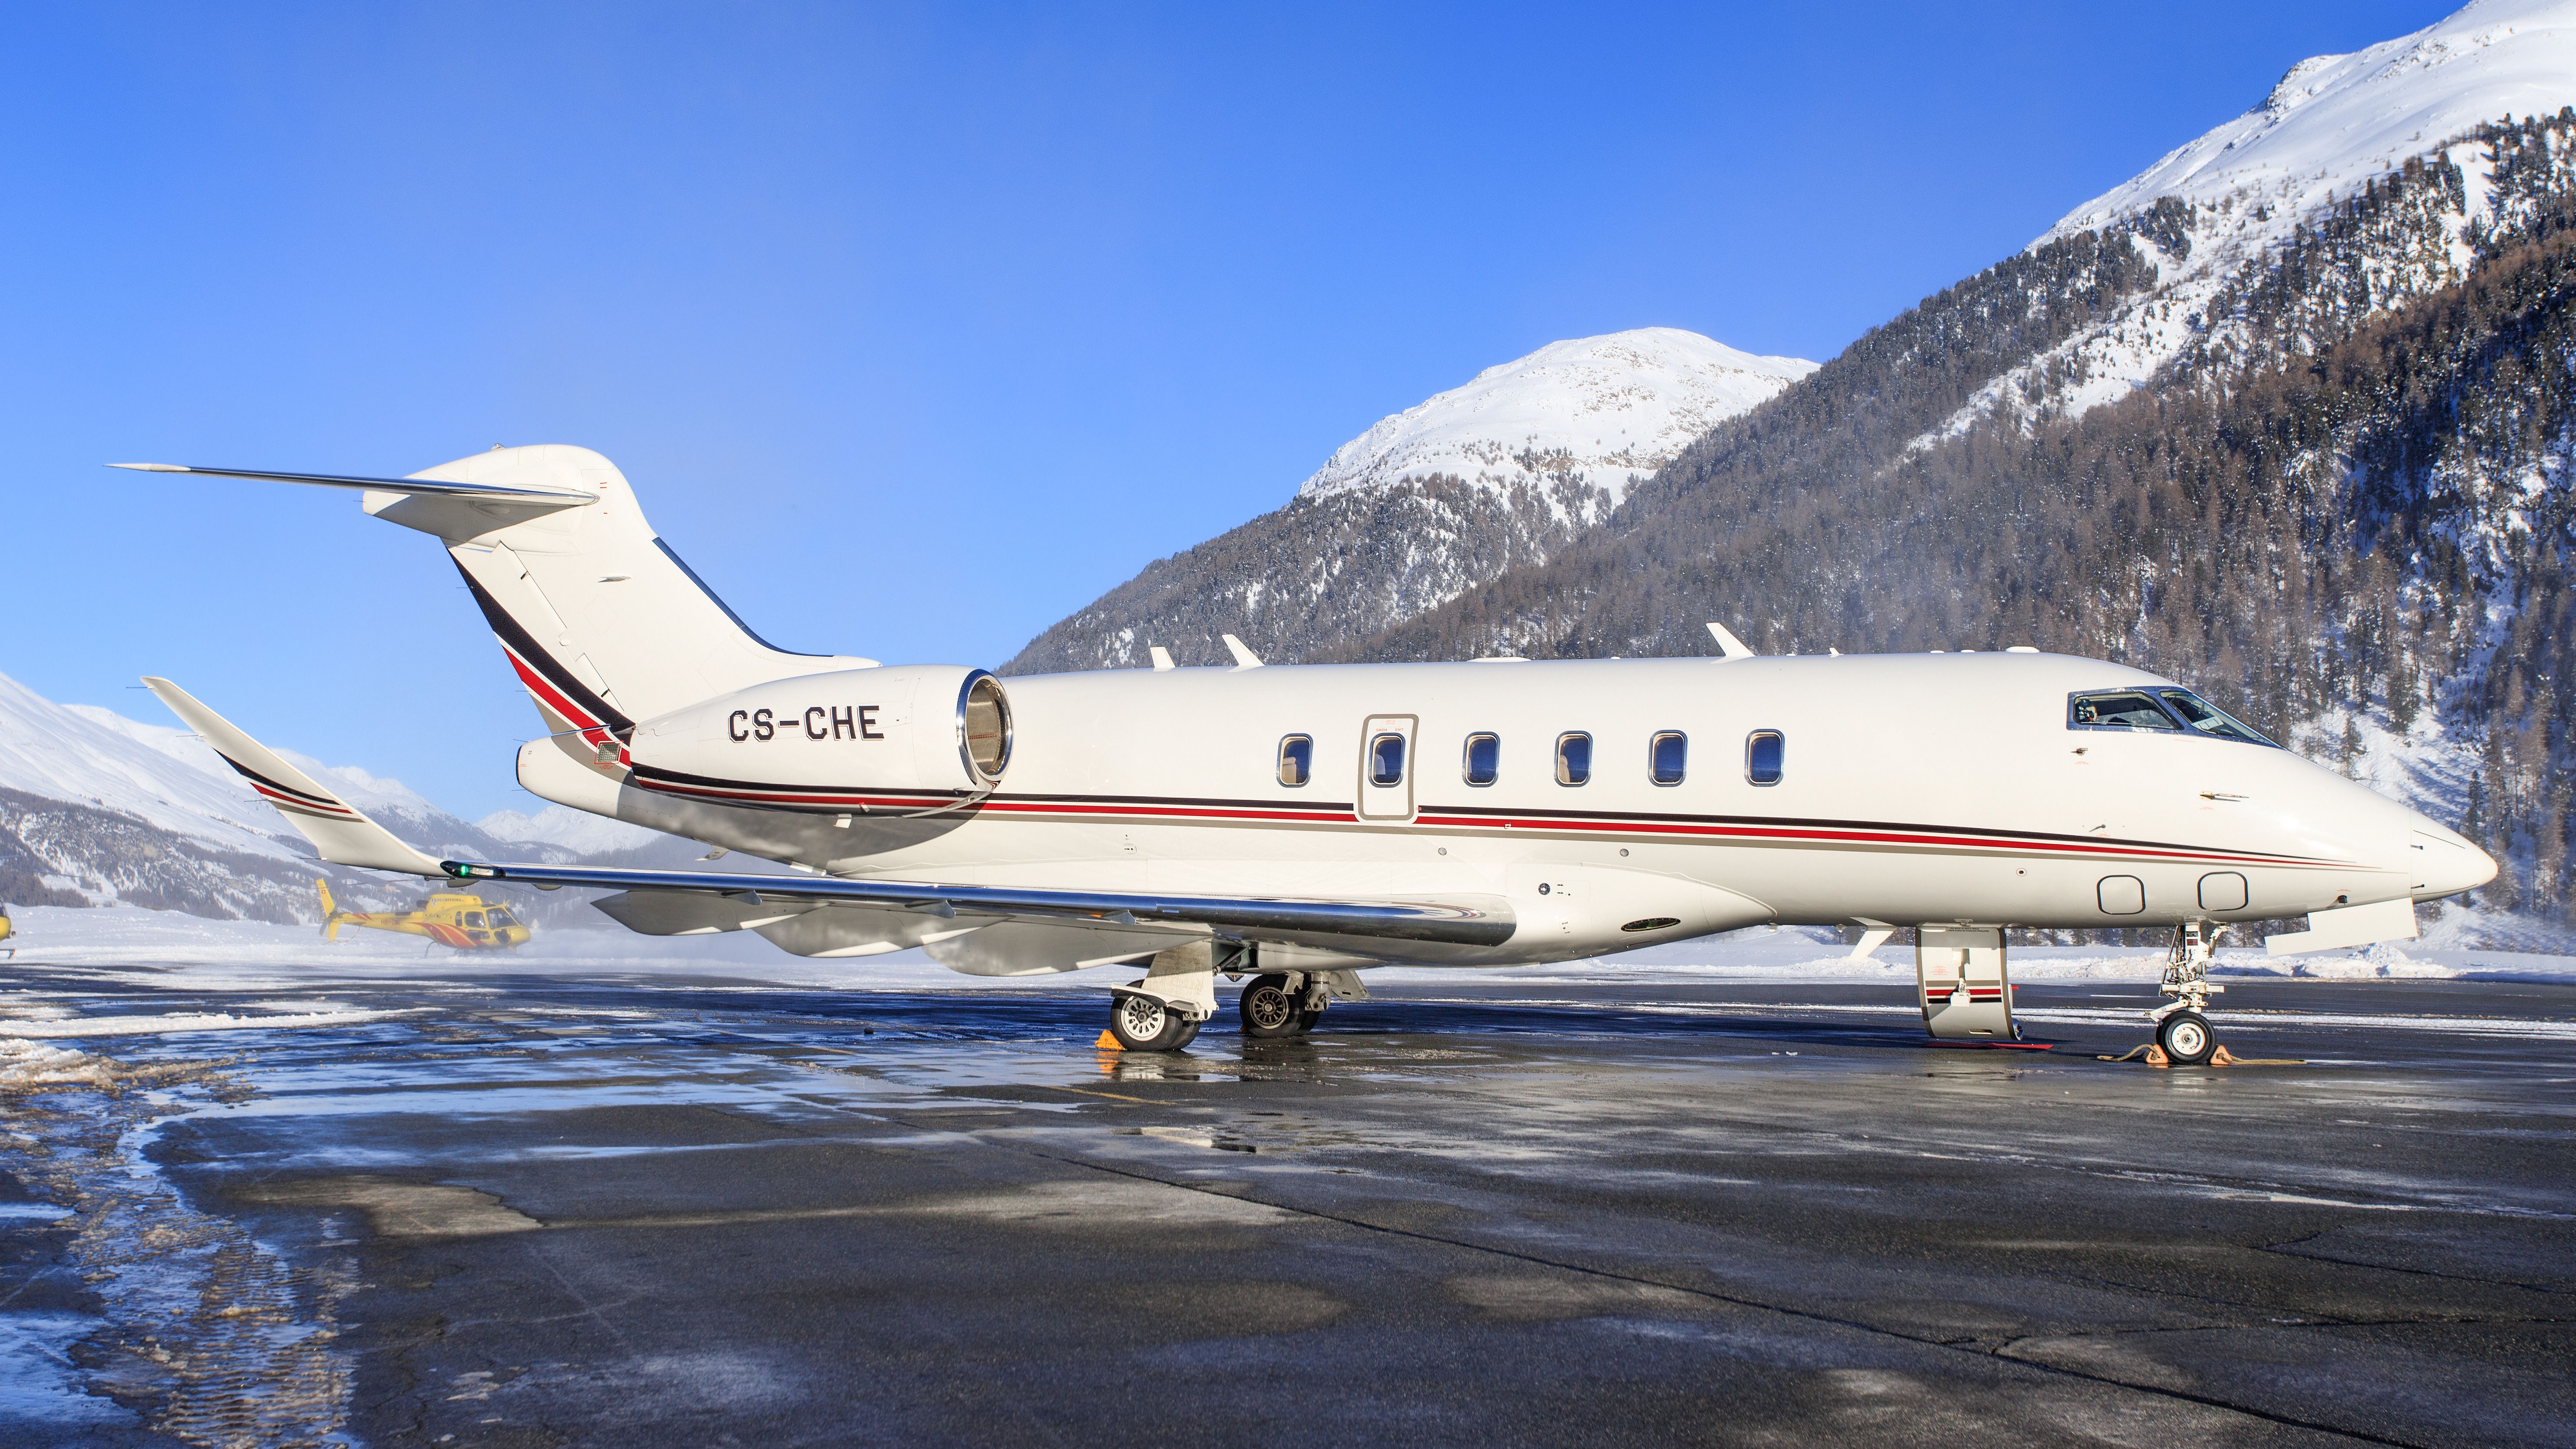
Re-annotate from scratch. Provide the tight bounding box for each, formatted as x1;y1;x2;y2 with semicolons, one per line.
0;670;671;923
1005;328;1814;673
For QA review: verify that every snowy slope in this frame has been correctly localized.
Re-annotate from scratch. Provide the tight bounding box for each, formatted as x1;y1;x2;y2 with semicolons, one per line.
1916;0;2576;448
476;803;659;855
1300;328;1815;519
1;669;665;901
0;675;298;862
2047;0;2576;243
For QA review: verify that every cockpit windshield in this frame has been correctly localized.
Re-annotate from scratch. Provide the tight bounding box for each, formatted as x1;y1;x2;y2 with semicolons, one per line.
2068;688;2276;745
2154;689;2275;746
2068;691;2178;730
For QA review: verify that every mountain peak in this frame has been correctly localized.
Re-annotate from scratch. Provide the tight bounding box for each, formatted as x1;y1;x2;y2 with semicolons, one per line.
2045;0;2576;243
1296;327;1815;512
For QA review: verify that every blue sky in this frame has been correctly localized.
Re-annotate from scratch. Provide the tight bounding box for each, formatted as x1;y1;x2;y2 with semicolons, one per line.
3;0;2445;817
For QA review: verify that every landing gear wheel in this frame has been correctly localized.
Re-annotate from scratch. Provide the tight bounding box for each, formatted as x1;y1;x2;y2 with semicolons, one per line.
2156;1010;2216;1066
1239;974;1304;1039
1109;992;1196;1052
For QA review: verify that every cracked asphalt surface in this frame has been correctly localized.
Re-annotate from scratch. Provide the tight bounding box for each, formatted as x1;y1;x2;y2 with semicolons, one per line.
2;964;2570;1447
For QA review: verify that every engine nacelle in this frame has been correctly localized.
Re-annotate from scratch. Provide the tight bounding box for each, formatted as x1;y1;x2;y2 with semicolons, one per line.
621;665;1011;811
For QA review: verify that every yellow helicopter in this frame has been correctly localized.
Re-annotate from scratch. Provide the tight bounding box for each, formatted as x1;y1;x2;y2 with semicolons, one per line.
317;880;531;950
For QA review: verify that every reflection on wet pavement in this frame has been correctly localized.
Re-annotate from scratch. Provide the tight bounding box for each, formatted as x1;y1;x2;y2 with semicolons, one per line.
0;965;2570;1446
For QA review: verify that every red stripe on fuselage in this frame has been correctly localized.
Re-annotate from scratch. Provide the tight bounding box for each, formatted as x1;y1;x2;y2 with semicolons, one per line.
626;774;2341;870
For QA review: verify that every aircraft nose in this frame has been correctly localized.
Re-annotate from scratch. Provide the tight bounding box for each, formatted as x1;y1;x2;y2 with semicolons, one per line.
2406;818;2497;899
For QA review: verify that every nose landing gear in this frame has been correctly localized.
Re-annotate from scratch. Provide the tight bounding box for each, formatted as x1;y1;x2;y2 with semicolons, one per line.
2152;923;2225;1065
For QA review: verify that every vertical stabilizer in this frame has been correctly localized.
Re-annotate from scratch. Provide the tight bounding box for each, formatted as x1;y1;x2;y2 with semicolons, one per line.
362;446;877;754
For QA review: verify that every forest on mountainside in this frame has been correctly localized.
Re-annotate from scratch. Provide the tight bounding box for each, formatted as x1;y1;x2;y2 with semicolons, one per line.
1337;112;2576;913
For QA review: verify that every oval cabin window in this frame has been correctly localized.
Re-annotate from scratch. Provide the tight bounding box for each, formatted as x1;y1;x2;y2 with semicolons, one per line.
1745;730;1784;786
1277;734;1312;788
1463;733;1500;787
1650;731;1686;786
1369;733;1407;787
1556;732;1592;786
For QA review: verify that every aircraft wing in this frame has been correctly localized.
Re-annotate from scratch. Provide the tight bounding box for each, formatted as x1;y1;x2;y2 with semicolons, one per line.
440;860;1517;947
142;677;446;877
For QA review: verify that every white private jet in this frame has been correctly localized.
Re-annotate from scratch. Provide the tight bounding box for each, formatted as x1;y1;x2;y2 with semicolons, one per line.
122;446;2494;1063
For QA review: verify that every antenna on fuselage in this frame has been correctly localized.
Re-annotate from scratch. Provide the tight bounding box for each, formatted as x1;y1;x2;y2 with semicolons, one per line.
1221;635;1264;669
1705;622;1755;659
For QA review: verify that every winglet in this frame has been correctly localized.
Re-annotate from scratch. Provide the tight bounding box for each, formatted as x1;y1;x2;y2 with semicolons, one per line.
1221;634;1263;668
1705;622;1755;659
140;678;444;877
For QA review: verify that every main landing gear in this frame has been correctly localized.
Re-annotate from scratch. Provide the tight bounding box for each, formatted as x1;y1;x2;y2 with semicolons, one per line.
1103;944;1340;1052
2152;922;2225;1066
1107;990;1203;1051
1237;972;1325;1040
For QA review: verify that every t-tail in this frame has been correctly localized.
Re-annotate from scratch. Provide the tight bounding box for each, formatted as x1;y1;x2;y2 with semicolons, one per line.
114;449;876;801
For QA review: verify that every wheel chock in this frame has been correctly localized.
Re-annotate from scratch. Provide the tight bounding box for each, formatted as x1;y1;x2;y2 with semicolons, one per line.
2097;1042;2303;1067
1094;1030;1122;1051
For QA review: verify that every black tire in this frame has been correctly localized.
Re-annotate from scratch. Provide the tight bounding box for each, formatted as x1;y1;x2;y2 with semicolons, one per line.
1168;1017;1202;1050
2157;1010;2216;1066
1295;1006;1323;1034
1109;991;1187;1051
1239;974;1304;1039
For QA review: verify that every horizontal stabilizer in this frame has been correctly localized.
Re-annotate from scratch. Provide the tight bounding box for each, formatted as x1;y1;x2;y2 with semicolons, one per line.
443;860;1515;947
141;678;444;877
109;462;597;505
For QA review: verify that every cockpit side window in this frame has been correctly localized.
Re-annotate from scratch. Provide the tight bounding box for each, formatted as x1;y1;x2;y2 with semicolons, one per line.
2069;691;2180;731
2155;689;2276;746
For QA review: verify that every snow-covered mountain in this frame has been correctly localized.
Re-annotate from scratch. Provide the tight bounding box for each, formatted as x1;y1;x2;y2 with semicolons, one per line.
1925;0;2576;444
0;670;664;921
1007;327;1814;672
475;803;659;856
1298;329;1815;519
2048;0;2576;242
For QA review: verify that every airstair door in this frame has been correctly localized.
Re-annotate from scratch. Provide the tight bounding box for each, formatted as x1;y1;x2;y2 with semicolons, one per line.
1356;715;1417;821
1918;925;2016;1039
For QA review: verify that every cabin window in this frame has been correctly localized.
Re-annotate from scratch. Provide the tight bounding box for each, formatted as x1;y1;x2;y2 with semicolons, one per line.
463;911;485;928
2154;689;2276;746
1277;734;1313;787
1463;733;1500;786
1746;730;1784;786
489;908;517;927
1649;731;1687;786
1556;732;1592;786
1369;733;1407;787
2069;691;2180;731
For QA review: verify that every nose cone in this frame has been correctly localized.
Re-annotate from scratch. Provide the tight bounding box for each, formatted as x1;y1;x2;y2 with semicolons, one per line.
2407;819;2498;899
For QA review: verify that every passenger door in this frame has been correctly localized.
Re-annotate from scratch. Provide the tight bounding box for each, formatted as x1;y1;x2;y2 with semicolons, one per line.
1356;715;1417;821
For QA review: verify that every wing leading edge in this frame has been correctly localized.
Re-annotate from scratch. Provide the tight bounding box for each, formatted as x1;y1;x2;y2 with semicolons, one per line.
440;860;1516;947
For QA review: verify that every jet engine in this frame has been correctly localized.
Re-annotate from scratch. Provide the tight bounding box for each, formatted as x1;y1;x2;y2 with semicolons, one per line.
620;665;1011;808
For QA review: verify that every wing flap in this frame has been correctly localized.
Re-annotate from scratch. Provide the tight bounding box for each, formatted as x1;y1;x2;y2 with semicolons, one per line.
443;860;1515;946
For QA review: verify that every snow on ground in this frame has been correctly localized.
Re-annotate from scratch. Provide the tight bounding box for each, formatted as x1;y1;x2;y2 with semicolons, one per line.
1297;328;1815;518
5;905;2569;1000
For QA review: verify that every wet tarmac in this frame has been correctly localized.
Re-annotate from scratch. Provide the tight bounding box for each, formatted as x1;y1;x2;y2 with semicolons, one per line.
2;964;2571;1447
